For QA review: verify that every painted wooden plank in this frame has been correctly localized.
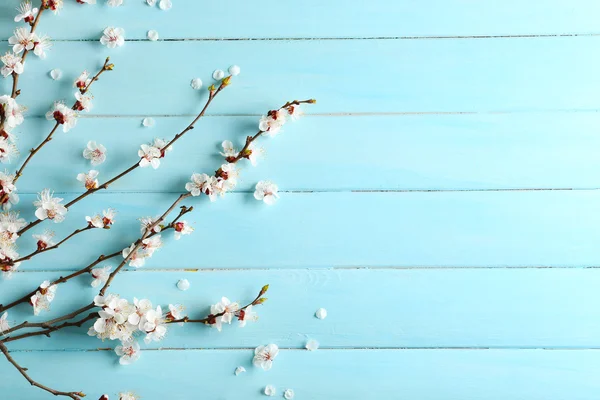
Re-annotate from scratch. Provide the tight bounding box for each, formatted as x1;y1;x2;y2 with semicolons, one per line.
1;190;600;271
2;37;600;116
2;1;600;40
9;112;600;193
4;269;600;351
2;349;600;399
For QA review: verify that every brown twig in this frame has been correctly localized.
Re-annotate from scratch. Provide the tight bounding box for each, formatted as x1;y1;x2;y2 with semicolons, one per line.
0;342;85;399
10;1;45;99
17;80;227;237
10;57;113;188
2;311;98;343
0;207;192;315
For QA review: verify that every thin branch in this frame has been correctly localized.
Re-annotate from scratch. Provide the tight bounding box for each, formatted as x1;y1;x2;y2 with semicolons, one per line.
10;57;113;187
2;311;98;343
0;342;85;399
0;207;193;314
10;1;45;99
12;225;94;265
17;81;226;237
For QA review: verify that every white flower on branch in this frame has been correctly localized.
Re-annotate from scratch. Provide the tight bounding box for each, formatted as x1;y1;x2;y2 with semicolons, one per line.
115;340;140;365
287;104;304;120
0;211;26;244
122;244;149;268
83;141;107;166
0;170;19;210
141;305;167;343
127;298;152;329
245;142;264;166
254;180;279;205
87;208;117;229
74;92;93;112
34;189;68;223
100;27;125;48
152;138;172;156
0;244;20;278
1;52;24;78
210;297;240;332
77;169;99;190
46;102;77;133
0;95;25;130
119;392;139;400
0;312;10;335
74;70;91;91
32;230;55;250
165;304;185;323
259;109;287;137
220;140;238;159
139;216;161;234
138;144;161;169
8;28;37;54
33;35;52;59
237;304;258;327
0;138;19;164
14;1;38;23
107;0;124;6
185;173;218;201
46;0;64;14
141;235;162;255
173;220;193;240
253;344;279;371
91;265;111;287
30;280;57;315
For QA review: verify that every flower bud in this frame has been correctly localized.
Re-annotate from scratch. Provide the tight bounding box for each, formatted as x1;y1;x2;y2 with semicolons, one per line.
221;76;232;87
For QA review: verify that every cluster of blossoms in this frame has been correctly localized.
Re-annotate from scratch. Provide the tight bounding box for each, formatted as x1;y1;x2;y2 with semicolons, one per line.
88;294;184;364
0;211;26;278
0;96;24;164
138;138;172;169
30;280;57;315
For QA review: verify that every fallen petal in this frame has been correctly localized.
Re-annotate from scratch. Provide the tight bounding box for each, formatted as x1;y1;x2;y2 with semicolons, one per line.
177;279;190;291
147;30;159;41
212;69;225;80
234;366;246;375
315;308;327;320
142;117;155;128
50;69;62;80
305;339;319;351
190;78;203;90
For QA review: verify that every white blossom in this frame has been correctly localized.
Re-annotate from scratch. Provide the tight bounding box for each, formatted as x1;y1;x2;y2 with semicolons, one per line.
165;304;185;323
185;173;218;201
107;0;124;6
259;109;287;137
74;92;93;112
46;0;64;14
146;0;156;5
87;208;116;229
32;230;55;250
74;70;91;90
140;216;161;234
315;308;327;320
122;244;149;268
286;104;303;120
34;189;68;223
100;27;125;48
246;142;264;166
33;35;52;59
0;312;10;335
141;235;162;255
141;305;167;343
0;95;25;129
119;392;138;400
77;169;99;190
0;170;19;210
0;211;25;245
210;297;240;332
152;138;172;156
30;281;57;315
237;304;258;328
0;245;20;278
220;140;238;159
46;102;77;133
15;1;38;23
190;78;202;90
264;385;276;396
254;180;279;205
253;344;279;371
284;389;295;400
1;52;24;77
158;0;172;10
83;141;107;165
212;69;225;80
138;144;161;169
90;266;111;287
173;220;193;240
8;28;36;54
0;139;19;164
127;298;153;329
115;340;140;365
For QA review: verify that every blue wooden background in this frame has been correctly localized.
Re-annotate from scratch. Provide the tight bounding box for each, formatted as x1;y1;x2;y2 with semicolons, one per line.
2;1;600;398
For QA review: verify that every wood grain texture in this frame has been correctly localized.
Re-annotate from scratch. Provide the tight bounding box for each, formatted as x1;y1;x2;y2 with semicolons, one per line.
2;0;600;40
9;112;600;193
2;38;600;117
3;269;600;351
2;349;600;400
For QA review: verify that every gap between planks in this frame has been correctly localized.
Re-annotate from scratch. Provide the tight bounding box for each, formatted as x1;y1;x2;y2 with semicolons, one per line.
31;32;600;42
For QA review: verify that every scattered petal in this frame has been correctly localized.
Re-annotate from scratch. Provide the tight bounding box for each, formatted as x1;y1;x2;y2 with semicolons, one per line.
50;69;62;80
147;30;159;41
315;308;327;320
146;0;156;5
264;385;276;396
190;78;202;90
228;65;241;76
284;389;295;400
234;366;246;376
142;117;155;128
100;27;125;48
212;69;225;80
177;279;190;291
158;0;172;10
305;339;319;351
